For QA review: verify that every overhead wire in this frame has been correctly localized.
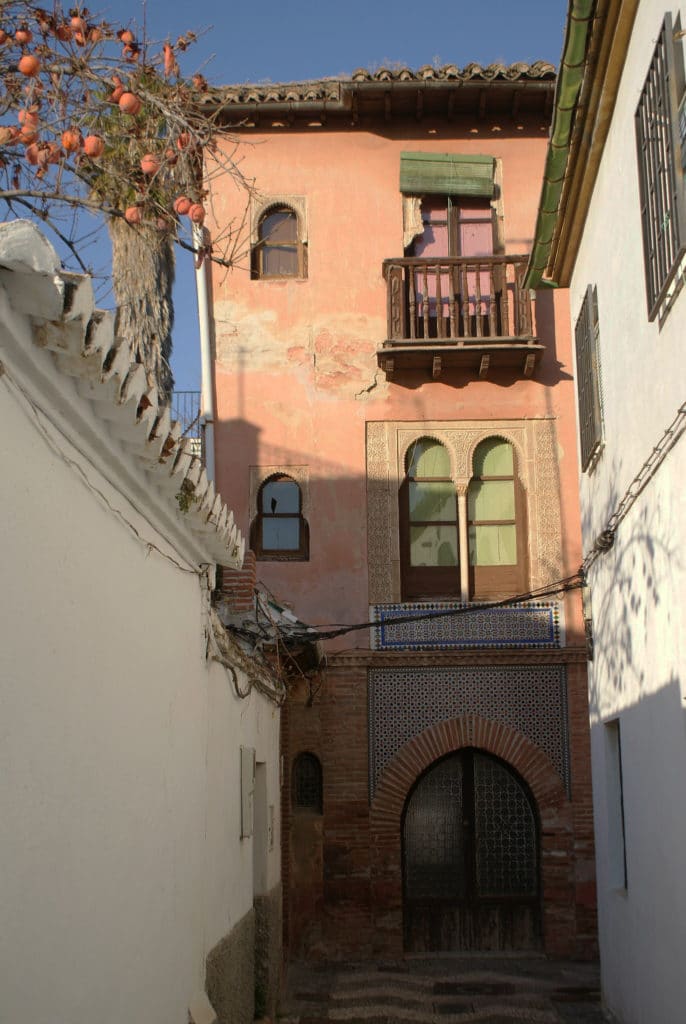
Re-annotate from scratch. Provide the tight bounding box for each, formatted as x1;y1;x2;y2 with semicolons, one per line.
581;401;686;574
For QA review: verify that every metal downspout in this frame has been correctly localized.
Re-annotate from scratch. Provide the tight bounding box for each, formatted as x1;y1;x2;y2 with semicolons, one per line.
193;224;215;483
524;0;596;289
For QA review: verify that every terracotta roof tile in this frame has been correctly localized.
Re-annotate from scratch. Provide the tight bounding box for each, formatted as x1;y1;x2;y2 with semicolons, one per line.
210;61;555;106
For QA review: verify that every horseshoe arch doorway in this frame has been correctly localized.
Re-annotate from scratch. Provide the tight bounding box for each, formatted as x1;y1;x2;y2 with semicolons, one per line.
402;748;541;951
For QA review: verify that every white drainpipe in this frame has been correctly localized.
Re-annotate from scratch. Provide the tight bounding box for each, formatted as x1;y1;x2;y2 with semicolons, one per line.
193;225;215;483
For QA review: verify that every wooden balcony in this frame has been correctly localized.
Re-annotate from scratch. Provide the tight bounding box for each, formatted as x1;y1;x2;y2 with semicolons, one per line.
379;255;543;380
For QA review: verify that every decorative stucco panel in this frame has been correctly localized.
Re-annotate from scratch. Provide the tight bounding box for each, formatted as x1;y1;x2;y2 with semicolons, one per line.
366;418;564;604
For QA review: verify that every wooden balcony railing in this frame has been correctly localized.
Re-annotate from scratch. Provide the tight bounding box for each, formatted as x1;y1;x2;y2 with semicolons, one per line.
379;255;542;379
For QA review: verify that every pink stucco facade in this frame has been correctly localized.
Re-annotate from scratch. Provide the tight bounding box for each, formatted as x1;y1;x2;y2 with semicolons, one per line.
209;118;584;643
207;72;596;962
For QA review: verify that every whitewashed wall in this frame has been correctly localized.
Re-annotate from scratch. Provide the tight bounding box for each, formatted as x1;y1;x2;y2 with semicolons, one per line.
0;226;280;1024
569;3;686;1021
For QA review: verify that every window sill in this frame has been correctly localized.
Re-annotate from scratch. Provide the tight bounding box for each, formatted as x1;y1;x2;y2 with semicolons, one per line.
251;275;308;283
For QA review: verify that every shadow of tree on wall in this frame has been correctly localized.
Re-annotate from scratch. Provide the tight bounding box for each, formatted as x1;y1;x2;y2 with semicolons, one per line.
583;453;683;722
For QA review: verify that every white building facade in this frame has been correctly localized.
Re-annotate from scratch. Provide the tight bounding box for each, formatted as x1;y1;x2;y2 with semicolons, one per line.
0;222;282;1024
528;2;686;1021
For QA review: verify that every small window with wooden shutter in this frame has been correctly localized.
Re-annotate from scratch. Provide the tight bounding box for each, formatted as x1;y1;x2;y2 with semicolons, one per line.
250;474;309;561
251;202;307;280
574;286;604;472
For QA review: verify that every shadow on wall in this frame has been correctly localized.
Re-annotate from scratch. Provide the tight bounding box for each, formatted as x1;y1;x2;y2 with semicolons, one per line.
213;404;580;649
582;452;683;723
213;415;370;632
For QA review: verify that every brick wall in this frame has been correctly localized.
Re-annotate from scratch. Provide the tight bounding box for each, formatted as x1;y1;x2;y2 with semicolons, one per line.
282;656;597;961
217;550;256;614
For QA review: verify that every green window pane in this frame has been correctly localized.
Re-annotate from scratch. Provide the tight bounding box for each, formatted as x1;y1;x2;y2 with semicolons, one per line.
410;481;456;521
410;525;458;566
473;439;513;476
468;479;515;521
468;524;517;565
262;517;300;550
408;439;451;478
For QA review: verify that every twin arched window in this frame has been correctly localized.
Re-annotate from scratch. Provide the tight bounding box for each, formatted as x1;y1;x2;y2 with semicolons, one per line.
400;436;526;600
250;474;309;560
252;205;306;279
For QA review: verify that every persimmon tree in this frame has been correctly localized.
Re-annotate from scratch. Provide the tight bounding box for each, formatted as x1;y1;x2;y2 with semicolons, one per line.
0;2;249;400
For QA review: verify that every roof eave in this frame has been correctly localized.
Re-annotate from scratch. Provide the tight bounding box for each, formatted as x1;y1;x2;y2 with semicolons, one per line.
202;63;557;124
524;0;639;290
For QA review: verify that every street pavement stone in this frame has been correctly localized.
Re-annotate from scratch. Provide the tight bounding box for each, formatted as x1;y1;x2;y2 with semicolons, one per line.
277;955;612;1024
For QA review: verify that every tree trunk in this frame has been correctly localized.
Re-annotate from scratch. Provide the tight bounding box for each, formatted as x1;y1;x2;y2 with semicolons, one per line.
109;218;176;404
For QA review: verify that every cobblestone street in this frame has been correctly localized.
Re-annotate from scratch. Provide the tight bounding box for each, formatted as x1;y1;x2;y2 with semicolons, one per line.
278;955;609;1024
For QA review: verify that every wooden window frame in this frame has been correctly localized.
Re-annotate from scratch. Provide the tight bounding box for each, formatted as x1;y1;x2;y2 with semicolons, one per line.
250;474;309;561
251;204;307;280
399;436;529;602
407;195;495;258
574;285;604;472
399;439;460;600
635;14;686;320
467;441;528;601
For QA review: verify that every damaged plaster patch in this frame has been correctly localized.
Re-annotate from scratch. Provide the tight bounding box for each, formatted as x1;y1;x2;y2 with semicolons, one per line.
287;346;308;364
313;327;380;392
355;373;381;399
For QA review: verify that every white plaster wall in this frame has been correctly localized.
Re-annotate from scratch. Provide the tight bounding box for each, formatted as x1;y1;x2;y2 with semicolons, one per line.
0;313;280;1022
569;3;686;1020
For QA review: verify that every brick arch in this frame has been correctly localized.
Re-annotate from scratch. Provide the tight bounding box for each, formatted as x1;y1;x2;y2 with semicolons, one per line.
368;715;575;958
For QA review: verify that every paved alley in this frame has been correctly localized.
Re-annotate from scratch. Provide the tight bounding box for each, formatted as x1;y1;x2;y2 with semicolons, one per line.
278;955;609;1024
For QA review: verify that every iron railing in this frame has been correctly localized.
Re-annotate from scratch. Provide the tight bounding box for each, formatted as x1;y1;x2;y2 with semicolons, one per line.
171;389;202;459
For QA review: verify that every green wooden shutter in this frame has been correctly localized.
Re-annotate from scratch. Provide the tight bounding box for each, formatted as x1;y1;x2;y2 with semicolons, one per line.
575;285;604;471
400;151;495;197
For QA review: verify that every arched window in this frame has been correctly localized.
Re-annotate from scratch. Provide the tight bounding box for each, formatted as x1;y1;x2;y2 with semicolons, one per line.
250;474;309;560
252;205;306;279
293;752;322;813
400;438;460;599
467;438;527;598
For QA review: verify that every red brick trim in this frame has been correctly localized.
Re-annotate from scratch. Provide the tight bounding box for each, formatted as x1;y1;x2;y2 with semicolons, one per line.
369;714;576;957
327;648;588;667
218;550;256;613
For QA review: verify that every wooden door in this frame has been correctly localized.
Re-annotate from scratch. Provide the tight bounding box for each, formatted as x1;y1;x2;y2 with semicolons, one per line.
402;749;540;952
410;198;494;336
411;197;451;330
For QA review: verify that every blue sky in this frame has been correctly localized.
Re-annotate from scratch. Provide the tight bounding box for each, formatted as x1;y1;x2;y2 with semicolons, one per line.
102;0;569;388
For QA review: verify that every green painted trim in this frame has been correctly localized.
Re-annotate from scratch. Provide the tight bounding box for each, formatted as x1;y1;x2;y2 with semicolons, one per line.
400;152;495;164
523;0;596;289
400;151;495;197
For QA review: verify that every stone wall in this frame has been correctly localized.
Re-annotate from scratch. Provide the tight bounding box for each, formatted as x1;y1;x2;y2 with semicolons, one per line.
206;887;283;1024
206;910;256;1024
254;883;283;1018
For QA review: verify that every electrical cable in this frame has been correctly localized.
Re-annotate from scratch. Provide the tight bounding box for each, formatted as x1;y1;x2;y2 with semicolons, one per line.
581;401;686;573
1;360;203;577
239;401;686;652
